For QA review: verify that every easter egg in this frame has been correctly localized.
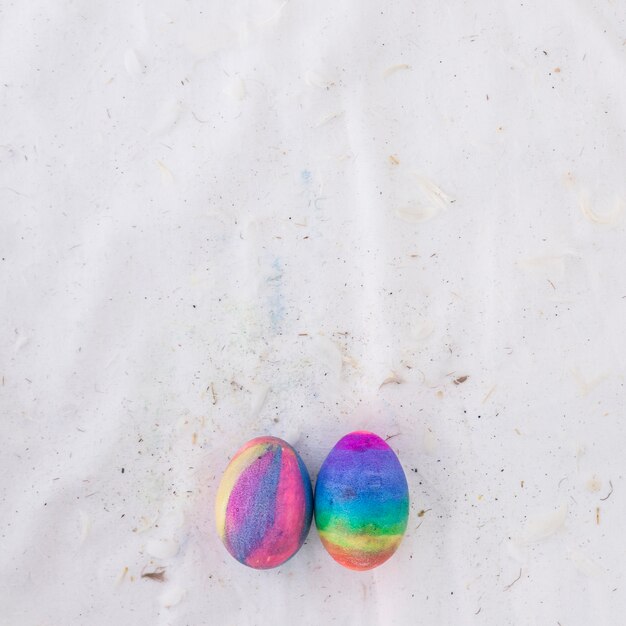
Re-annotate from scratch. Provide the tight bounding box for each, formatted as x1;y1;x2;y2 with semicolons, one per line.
215;436;313;569
314;431;409;570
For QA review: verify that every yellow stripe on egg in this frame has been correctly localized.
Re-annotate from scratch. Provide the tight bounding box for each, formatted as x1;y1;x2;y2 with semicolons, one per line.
215;441;269;537
318;528;403;553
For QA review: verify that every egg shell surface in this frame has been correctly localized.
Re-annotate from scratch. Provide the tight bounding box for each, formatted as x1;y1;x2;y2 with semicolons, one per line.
314;431;409;570
215;436;313;569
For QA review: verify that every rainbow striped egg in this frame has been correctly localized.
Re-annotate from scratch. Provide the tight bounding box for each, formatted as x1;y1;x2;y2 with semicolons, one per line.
314;431;409;570
215;436;313;569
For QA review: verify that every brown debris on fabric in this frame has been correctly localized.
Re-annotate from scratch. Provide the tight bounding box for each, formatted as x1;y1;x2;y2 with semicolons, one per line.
503;569;522;591
600;480;614;501
142;567;167;582
586;476;602;493
482;384;496;403
379;372;404;388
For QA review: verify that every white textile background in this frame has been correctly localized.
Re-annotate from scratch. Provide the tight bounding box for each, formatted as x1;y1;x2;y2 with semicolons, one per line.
1;1;625;624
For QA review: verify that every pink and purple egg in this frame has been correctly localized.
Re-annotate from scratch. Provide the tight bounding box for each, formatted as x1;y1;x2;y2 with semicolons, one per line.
215;436;313;569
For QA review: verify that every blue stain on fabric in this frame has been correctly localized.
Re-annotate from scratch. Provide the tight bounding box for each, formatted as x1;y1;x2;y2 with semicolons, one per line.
301;169;312;184
231;447;282;562
267;257;285;333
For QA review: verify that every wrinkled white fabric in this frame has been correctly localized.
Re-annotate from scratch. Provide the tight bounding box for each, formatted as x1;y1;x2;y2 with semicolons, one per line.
1;1;625;624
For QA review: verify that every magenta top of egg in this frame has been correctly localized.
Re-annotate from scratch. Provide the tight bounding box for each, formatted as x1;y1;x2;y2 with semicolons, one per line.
334;431;389;451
